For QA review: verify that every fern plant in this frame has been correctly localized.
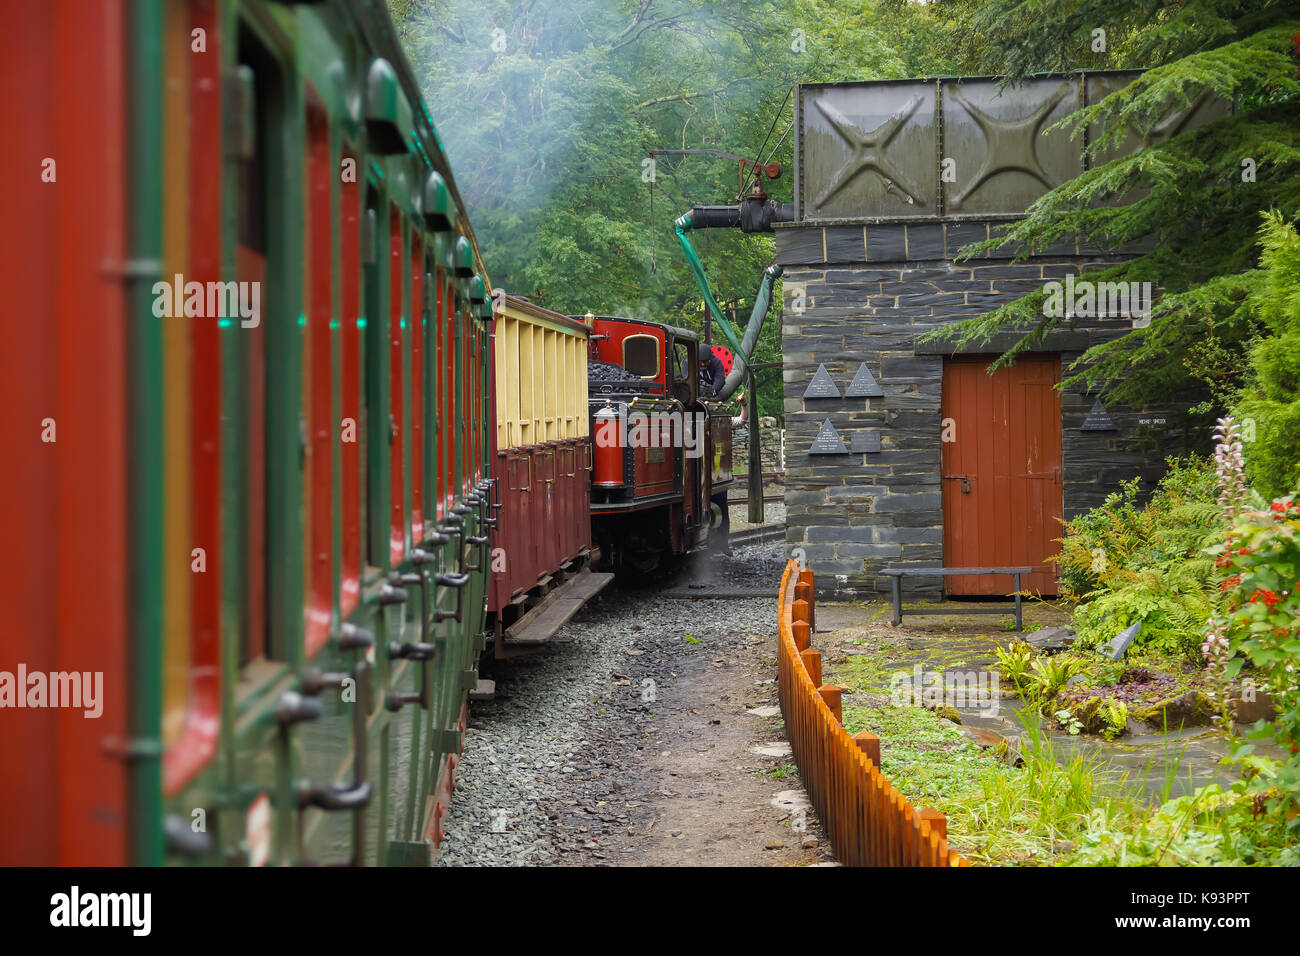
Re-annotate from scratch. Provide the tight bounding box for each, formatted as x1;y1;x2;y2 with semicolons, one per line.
1056;456;1227;655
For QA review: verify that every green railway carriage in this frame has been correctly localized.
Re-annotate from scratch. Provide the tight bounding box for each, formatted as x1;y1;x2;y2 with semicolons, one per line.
3;0;495;865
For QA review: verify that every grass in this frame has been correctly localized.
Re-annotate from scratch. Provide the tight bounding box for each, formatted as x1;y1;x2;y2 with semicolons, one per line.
840;696;1147;864
828;626;1158;865
819;617;1300;866
947;713;1146;864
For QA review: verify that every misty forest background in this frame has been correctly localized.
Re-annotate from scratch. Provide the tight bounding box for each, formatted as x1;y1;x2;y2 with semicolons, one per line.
388;0;1300;432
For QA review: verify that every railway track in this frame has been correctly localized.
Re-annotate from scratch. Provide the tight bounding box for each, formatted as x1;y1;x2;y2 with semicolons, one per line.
728;525;787;547
651;524;787;599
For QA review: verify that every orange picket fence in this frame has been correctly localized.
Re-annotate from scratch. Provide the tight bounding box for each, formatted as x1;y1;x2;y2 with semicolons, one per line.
777;560;971;867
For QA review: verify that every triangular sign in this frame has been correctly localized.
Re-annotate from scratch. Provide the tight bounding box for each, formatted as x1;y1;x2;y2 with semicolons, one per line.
845;362;884;398
1080;397;1118;431
809;419;848;455
803;363;841;399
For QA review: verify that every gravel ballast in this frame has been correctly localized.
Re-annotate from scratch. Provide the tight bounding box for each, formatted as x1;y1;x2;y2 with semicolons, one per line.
435;541;828;866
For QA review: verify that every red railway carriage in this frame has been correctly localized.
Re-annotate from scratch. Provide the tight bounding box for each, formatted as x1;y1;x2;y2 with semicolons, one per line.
487;295;611;653
1;0;131;866
585;316;735;574
3;0;496;867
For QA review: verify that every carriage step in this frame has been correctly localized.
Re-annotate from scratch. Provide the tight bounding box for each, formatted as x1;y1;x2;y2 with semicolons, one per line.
503;569;614;647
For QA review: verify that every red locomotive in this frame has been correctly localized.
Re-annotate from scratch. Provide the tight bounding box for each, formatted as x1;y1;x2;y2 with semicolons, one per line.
585;315;735;575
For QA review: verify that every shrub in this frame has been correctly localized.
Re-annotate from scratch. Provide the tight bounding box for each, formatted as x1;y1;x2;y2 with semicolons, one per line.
1071;575;1215;658
1208;493;1300;831
1232;212;1300;500
1056;459;1223;599
1056;457;1225;655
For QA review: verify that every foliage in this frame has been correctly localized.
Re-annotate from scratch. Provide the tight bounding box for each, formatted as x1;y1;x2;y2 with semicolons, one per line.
1056;459;1226;655
388;0;956;420
918;0;1300;418
1073;581;1214;657
1233;211;1300;498
994;641;1035;690
950;710;1147;865
1054;708;1084;735
1056;459;1223;597
840;696;1142;865
1209;493;1300;833
1072;783;1300;866
1098;698;1129;739
1026;656;1079;707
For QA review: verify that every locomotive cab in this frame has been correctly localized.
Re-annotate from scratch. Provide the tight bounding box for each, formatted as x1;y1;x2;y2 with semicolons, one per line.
583;316;733;574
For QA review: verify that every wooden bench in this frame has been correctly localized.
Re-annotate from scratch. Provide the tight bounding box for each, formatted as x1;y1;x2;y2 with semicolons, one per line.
880;566;1033;631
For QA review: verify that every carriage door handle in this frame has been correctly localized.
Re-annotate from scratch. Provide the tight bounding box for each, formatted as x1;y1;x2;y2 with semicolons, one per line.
434;571;469;622
942;474;972;494
297;780;373;811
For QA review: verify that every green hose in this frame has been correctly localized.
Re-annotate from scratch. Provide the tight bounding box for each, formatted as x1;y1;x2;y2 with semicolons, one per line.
675;212;781;401
674;213;746;356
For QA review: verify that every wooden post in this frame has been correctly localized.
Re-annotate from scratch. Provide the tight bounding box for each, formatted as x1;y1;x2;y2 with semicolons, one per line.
817;684;841;723
798;568;815;633
792;598;810;627
792;619;811;651
853;731;881;768
799;648;821;686
919;807;946;841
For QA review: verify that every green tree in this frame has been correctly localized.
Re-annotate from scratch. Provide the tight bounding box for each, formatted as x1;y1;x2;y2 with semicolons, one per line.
923;0;1300;426
388;0;950;418
1234;211;1300;496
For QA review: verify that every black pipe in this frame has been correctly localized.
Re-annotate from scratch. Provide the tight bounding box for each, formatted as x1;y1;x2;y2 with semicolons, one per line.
688;205;742;229
688;199;794;234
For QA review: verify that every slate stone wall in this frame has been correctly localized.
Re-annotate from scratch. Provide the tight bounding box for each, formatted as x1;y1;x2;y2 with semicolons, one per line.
732;417;784;474
777;221;1171;600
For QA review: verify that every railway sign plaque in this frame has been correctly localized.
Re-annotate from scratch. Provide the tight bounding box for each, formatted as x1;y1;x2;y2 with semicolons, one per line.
803;363;841;399
1080;397;1119;432
845;362;884;398
809;419;849;455
850;429;881;453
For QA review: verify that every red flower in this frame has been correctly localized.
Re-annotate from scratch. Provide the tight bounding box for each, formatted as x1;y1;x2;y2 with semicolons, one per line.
1248;588;1280;610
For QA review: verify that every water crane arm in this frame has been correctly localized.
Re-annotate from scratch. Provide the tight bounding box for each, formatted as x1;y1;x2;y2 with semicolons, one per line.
673;210;782;402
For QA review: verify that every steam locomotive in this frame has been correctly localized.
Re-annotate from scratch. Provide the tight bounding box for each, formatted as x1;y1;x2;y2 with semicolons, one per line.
485;298;737;653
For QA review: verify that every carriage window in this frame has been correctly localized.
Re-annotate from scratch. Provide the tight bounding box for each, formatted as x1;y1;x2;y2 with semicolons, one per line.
363;190;383;568
234;24;282;667
622;334;659;378
671;340;696;404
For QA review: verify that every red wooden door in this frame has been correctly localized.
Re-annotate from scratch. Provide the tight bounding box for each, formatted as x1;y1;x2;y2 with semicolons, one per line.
941;355;1062;596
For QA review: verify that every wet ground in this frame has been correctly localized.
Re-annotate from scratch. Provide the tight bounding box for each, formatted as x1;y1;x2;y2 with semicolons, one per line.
816;601;1285;804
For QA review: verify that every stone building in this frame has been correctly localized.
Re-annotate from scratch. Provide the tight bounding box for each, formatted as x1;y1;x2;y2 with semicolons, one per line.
777;73;1226;599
